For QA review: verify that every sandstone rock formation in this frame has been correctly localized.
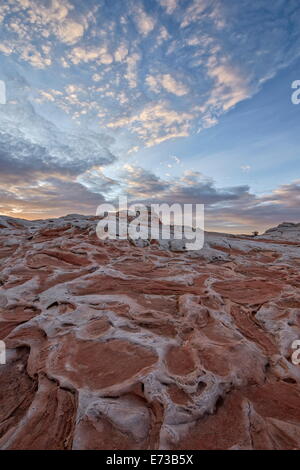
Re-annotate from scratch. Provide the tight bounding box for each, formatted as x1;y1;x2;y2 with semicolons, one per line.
0;215;299;449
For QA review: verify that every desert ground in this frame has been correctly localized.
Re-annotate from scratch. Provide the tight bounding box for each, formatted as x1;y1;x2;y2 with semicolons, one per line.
0;215;299;450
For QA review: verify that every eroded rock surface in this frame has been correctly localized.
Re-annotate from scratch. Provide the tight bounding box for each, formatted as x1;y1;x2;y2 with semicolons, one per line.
0;215;299;449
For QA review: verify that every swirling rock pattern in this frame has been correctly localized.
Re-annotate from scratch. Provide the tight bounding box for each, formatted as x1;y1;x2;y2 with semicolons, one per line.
0;215;299;450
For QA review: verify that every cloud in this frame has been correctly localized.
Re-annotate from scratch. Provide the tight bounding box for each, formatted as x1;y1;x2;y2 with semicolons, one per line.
0;42;13;55
7;0;86;45
76;167;119;195
55;20;85;45
0;175;108;219
262;180;300;211
146;74;189;96
0;68;118;217
0;0;89;72
113;167;300;232
20;44;52;69
133;5;155;36
1;159;299;231
127;145;139;154
159;0;178;15
94;163;299;233
124;52;141;88
206;59;249;112
1;67;299;235
145;75;160;93
114;43;128;62
181;0;211;28
1;0;300;149
67;45;113;65
107;101;193;146
92;73;102;82
120;164;169;197
160;74;189;96
0;124;116;183
118;165;250;205
155;26;170;46
205;180;300;232
0;0;300;229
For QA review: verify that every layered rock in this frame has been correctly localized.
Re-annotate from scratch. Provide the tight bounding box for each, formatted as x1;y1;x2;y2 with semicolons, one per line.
0;214;299;450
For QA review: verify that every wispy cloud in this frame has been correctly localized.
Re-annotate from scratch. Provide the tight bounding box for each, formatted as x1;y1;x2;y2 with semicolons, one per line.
107;101;193;147
146;73;189;96
124;52;141;88
159;0;178;15
181;0;211;28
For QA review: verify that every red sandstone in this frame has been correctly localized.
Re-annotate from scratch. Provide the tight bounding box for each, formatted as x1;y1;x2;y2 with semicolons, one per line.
0;215;299;450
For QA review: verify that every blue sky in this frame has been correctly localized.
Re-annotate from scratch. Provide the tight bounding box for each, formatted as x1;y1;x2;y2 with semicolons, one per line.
0;0;299;232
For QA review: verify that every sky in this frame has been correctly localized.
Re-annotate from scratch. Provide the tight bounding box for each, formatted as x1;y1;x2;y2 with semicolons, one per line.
0;0;299;233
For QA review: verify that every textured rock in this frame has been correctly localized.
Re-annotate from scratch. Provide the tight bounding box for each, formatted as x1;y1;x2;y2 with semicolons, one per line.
0;214;299;449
